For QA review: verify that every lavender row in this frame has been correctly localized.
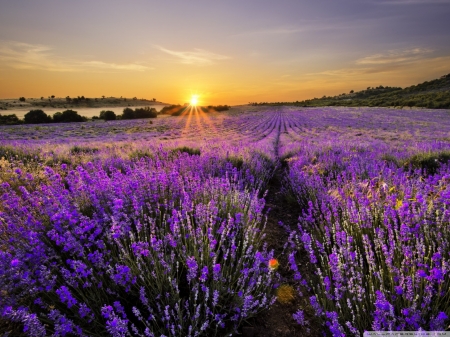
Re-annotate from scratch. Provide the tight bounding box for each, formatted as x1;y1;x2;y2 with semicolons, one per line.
285;139;450;334
0;147;277;336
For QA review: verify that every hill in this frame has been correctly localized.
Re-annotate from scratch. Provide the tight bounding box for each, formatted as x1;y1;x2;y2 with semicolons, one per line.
0;96;167;111
254;73;450;109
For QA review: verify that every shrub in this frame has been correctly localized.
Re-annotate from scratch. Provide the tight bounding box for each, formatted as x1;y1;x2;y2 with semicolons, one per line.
122;107;135;119
69;146;99;155
0;145;39;164
171;146;201;156
0;158;276;336
99;110;116;121
24;110;52;124
160;105;185;116
121;107;157;120
207;105;230;112
0;114;21;125
401;150;450;175
53;110;86;123
286;146;450;334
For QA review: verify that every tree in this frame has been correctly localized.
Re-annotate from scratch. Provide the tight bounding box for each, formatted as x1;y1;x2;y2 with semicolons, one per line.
24;109;52;124
66;96;72;102
19;97;26;102
0;113;21;125
122;107;135;119
99;110;116;121
134;107;157;119
350;90;354;94
53;110;86;123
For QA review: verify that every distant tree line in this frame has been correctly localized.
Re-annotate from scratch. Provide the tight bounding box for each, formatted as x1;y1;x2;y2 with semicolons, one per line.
0;114;21;125
206;105;230;112
0;105;165;125
0;109;87;125
160;105;186;116
121;107;157;119
0;103;233;125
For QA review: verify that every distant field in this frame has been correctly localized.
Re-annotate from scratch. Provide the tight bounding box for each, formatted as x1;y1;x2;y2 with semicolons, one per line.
1;106;450;336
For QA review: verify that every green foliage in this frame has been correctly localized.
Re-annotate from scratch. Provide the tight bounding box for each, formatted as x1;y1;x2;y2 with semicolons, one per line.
255;73;450;109
401;150;450;175
129;149;154;161
160;105;186;116
171;146;201;156
69;145;99;155
226;155;244;170
381;153;400;167
121;107;157;119
53;110;87;123
382;150;450;175
99;110;116;121
0;113;21;125
0;145;39;164
207;105;230;112
24;109;52;124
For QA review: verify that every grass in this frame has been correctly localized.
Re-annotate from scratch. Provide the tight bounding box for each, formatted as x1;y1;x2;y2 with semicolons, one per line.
171;146;201;156
69;145;99;155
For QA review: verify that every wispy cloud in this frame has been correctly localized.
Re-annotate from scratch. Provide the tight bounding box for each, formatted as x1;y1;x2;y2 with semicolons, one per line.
233;22;343;38
156;46;229;65
356;48;433;65
0;41;151;72
82;61;148;71
308;50;450;82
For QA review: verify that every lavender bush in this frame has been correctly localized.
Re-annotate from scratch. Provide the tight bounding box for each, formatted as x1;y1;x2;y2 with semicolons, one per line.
0;148;277;336
1;106;450;335
285;141;450;334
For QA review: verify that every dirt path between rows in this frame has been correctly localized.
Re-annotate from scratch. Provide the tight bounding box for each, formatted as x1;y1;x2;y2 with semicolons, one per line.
239;116;321;336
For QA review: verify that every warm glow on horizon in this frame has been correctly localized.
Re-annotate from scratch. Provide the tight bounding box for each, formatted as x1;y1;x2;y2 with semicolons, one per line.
0;2;449;105
190;95;199;106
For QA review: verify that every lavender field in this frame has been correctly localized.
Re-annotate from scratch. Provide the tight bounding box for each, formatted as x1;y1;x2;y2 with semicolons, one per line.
1;106;450;336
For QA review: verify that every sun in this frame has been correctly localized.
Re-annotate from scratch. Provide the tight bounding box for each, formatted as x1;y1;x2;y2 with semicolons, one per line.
190;95;199;106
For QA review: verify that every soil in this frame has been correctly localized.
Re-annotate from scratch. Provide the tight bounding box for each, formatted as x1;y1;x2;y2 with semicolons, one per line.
238;170;322;337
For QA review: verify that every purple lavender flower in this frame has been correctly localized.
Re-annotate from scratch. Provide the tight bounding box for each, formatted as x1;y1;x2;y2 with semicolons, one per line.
199;266;208;282
56;286;77;308
213;263;221;281
293;310;307;325
430;312;448;330
186;257;198;282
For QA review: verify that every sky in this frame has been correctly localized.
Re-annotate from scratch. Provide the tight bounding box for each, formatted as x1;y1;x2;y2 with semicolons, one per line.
0;0;450;105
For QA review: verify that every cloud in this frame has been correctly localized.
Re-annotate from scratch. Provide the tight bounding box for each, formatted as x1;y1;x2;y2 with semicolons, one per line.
82;61;149;71
308;53;450;83
356;48;433;65
156;46;229;65
0;41;151;72
232;22;342;38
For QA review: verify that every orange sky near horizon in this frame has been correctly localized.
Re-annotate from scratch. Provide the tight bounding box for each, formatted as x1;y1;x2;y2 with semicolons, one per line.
1;1;449;106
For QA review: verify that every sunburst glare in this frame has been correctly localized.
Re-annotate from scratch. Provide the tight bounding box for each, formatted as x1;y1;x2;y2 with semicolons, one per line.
190;95;199;106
